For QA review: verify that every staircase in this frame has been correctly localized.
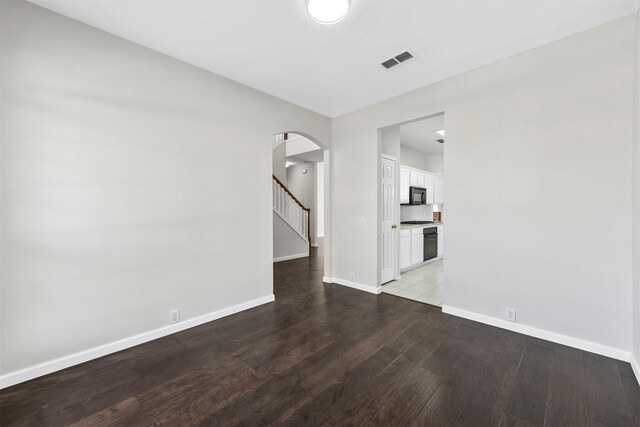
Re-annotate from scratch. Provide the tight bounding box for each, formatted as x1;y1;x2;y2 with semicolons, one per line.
272;174;310;249
273;132;302;148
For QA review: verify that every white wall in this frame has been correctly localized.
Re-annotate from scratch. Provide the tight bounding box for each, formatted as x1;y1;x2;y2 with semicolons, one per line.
401;205;434;222
331;15;636;358
286;136;321;157
400;145;444;173
273;213;309;261
381;126;401;158
272;142;287;184
632;6;640;377
317;162;325;237
0;1;331;384
286;163;317;245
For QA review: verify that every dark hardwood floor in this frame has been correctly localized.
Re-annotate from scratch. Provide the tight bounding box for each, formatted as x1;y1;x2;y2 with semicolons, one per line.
1;241;639;426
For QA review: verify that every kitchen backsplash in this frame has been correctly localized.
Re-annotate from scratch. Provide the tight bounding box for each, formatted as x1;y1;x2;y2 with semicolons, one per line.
401;204;438;221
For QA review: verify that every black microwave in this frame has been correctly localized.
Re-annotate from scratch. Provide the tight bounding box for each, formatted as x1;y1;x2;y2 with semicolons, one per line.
407;186;427;205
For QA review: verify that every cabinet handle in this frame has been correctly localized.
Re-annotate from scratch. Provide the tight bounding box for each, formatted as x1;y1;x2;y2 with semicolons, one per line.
391;224;397;229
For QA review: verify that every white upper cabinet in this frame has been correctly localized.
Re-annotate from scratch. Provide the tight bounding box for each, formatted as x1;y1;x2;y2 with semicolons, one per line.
409;170;419;186
434;175;444;204
400;168;410;204
400;165;443;206
423;173;434;205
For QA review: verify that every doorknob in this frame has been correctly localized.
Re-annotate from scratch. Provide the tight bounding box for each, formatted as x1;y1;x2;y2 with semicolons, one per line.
391;224;397;229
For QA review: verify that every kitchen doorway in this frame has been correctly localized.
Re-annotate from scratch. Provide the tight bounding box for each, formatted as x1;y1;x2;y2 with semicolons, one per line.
378;113;445;307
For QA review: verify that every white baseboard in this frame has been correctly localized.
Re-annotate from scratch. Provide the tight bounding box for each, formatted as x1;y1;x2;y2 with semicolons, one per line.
323;277;382;295
442;305;630;362
0;294;275;389
273;253;308;262
631;353;640;385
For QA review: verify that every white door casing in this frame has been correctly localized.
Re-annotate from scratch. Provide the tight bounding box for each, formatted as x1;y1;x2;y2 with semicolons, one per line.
380;156;396;284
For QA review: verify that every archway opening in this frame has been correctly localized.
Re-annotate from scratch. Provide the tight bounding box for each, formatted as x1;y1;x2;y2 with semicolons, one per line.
272;132;326;265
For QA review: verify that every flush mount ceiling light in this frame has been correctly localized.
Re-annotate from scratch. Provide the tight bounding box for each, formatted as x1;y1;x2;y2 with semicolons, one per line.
307;0;350;25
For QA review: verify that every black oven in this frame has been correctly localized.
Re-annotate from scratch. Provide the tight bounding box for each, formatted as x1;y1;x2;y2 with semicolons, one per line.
408;186;427;205
423;227;438;261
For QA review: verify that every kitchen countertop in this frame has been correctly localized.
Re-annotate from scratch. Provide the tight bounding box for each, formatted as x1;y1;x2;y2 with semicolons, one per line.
400;222;444;230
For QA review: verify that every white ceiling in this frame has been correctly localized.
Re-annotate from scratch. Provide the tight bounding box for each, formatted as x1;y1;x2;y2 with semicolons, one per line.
287;149;324;165
29;0;640;118
401;114;445;156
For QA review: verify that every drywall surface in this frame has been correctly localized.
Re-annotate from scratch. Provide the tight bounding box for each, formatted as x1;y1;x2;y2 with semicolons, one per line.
317;162;325;237
633;6;640;374
401;205;434;222
400;145;444;173
286;136;322;156
381;127;401;159
332;15;635;354
286;163;317;245
0;0;331;380
323;149;333;281
273;213;309;261
272;142;287;184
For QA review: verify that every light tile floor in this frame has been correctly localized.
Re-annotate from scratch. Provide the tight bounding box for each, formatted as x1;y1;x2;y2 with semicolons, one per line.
382;259;444;307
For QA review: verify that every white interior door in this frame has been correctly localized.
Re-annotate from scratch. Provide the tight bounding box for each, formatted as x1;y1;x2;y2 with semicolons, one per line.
380;156;396;284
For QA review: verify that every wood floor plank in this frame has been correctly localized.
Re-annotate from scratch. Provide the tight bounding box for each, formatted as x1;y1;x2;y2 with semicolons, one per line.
183;362;260;422
544;345;589;427
504;343;553;426
421;350;520;426
69;396;141;427
617;361;640;426
583;353;634;427
243;330;341;379
371;365;442;426
500;412;536;427
330;353;418;425
299;311;418;393
420;329;476;376
282;346;401;426
198;398;255;426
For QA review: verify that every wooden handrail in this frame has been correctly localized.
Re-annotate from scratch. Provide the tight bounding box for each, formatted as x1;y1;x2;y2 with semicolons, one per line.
272;174;310;212
272;174;312;250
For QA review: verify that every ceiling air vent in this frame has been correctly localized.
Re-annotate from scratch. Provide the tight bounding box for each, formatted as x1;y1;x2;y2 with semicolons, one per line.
381;51;413;69
395;51;413;63
381;58;399;69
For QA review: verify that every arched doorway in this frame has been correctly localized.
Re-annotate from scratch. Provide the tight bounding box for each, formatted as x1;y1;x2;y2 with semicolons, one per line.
272;132;326;264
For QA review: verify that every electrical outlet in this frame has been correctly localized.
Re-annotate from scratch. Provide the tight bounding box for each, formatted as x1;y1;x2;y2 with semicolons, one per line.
505;307;516;322
169;309;180;324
